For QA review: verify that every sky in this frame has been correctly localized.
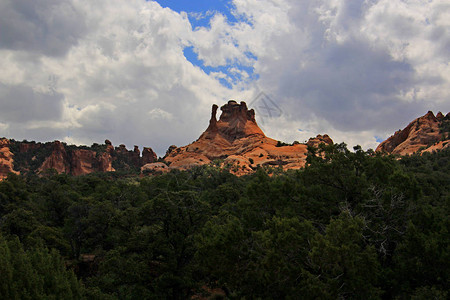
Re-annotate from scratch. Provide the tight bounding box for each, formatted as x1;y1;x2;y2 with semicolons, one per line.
0;0;449;156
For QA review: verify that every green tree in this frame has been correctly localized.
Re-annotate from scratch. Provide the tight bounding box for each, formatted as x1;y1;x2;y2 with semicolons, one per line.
0;235;84;299
306;213;381;299
195;214;248;297
249;216;317;298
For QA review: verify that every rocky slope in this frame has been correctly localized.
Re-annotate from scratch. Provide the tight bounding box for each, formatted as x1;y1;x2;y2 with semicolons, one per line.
0;139;157;179
163;100;332;175
376;111;450;155
0;138;19;180
4;106;447;180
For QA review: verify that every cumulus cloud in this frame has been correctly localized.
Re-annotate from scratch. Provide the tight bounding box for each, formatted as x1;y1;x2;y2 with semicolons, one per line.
226;0;450;147
148;108;174;120
0;83;64;123
0;0;87;57
0;0;449;155
0;0;234;154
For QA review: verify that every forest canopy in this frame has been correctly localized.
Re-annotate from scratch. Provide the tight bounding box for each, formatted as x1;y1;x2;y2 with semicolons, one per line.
0;144;448;299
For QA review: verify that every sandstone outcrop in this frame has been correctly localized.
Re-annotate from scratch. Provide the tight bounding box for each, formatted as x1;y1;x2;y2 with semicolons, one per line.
98;152;115;173
165;145;177;157
1;139;157;178
376;111;450;155
307;134;333;148
142;147;157;165
4;106;448;179
141;162;170;174
0;138;19;180
164;100;333;175
38;141;71;174
70;149;96;176
37;140;116;176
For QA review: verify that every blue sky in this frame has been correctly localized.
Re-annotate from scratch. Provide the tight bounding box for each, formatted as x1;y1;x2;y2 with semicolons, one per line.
157;0;255;89
156;0;238;26
182;47;258;89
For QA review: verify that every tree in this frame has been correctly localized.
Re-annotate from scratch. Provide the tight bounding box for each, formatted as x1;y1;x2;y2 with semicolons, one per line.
0;235;84;299
306;213;381;299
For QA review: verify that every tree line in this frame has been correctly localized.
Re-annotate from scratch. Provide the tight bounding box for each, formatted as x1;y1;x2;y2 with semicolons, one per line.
0;144;448;299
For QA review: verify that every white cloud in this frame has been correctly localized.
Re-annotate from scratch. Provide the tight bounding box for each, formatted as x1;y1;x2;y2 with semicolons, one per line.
225;0;449;148
0;0;233;154
148;108;173;120
0;0;449;156
0;122;9;133
188;10;216;22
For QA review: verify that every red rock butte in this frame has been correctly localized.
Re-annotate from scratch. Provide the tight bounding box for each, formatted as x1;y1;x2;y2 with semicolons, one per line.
376;111;450;155
4;102;445;179
163;100;333;175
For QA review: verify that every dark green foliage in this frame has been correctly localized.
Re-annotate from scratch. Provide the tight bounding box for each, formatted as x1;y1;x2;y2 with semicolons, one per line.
9;140;141;176
276;140;290;147
0;235;85;299
9;140;54;173
0;146;448;299
439;113;450;135
111;151;140;174
307;213;381;299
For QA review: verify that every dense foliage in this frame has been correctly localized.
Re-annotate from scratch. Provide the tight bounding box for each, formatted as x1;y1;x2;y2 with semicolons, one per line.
0;144;448;299
439;114;450;140
9;140;55;173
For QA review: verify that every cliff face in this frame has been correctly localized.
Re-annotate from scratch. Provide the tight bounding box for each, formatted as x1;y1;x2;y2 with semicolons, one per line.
38;141;71;174
142;147;158;165
98;143;116;172
36;141;118;176
3;106;448;179
164;100;333;175
70;149;97;176
0;139;157;179
0;138;19;180
376;111;450;155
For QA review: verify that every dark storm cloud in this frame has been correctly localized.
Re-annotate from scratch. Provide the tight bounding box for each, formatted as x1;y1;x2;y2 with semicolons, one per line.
0;0;448;153
277;39;426;131
0;83;64;123
7;127;68;144
0;0;87;57
247;0;449;141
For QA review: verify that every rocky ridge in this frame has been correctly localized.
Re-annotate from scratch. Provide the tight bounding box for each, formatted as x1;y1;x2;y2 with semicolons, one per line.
163;100;333;175
376;111;450;155
0;139;157;179
2;102;447;180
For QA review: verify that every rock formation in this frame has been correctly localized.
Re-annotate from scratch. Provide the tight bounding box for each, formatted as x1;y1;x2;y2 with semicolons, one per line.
98;151;115;172
165;145;177;156
70;149;97;176
38;141;71;174
36;140;116;176
376;111;450;155
0;138;19;180
141;162;170;175
164;100;333;175
142;147;157;165
3;106;448;179
307;134;333;148
0;139;157;179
